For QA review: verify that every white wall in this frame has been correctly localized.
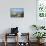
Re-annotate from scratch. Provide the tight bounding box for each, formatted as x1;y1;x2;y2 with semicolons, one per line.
0;0;36;42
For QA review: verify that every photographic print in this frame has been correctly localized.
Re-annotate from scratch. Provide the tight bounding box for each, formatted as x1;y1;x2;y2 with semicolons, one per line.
10;8;24;17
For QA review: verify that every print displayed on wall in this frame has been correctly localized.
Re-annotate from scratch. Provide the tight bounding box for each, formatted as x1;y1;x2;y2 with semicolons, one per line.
37;0;46;18
36;0;46;27
10;8;24;17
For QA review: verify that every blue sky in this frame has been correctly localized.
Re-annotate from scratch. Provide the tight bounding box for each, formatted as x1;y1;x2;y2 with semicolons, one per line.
11;8;24;13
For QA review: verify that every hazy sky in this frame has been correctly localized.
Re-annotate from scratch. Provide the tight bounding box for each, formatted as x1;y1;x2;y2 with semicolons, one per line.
11;8;24;13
